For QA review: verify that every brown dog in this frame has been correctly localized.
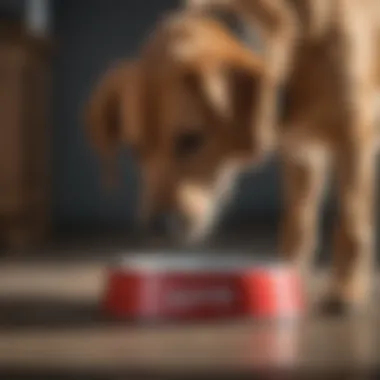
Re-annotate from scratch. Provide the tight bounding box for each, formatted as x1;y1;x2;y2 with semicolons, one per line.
85;12;268;242
86;3;380;313
184;0;380;313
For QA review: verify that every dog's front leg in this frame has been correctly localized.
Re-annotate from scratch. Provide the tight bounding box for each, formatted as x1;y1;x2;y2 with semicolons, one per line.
279;143;329;278
319;2;378;314
322;137;376;315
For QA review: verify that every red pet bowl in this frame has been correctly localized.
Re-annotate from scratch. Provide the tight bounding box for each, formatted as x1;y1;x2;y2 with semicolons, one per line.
102;254;304;321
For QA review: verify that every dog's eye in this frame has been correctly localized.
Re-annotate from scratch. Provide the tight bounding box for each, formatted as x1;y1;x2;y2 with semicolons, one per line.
175;131;204;158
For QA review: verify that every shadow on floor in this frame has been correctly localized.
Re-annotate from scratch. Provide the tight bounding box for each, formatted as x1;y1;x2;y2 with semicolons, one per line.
0;298;110;330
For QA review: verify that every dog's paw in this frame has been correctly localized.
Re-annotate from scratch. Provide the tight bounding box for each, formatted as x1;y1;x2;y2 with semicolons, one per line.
316;294;368;318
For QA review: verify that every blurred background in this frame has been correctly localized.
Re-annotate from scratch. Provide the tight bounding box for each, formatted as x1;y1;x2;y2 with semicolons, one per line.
0;0;342;258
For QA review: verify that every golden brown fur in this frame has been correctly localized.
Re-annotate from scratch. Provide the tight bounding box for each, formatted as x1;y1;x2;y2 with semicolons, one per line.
84;60;143;188
86;1;380;313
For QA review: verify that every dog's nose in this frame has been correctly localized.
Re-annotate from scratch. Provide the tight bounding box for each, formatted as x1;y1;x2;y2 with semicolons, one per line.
136;211;193;245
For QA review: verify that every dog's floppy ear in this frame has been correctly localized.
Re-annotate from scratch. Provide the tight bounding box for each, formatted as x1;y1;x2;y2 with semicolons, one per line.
84;60;143;189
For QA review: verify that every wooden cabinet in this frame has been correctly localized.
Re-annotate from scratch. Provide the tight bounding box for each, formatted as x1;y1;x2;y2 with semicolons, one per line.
0;30;52;250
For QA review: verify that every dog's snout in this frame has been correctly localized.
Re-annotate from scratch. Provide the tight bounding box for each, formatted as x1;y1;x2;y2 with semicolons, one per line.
137;210;192;243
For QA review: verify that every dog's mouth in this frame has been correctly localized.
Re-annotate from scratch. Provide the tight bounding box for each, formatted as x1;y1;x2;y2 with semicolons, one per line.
137;210;216;247
169;213;216;246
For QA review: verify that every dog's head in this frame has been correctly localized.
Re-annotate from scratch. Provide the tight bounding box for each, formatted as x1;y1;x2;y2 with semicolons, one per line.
85;13;269;244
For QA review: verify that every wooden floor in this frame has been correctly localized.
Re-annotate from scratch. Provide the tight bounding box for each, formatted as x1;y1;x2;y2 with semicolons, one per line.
0;255;379;379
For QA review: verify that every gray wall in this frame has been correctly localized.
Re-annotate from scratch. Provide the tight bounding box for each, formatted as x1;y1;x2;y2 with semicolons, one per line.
0;0;24;12
51;0;282;232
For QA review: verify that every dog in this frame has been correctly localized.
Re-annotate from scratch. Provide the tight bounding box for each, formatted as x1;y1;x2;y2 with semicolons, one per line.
85;12;269;243
86;3;380;313
183;0;380;313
